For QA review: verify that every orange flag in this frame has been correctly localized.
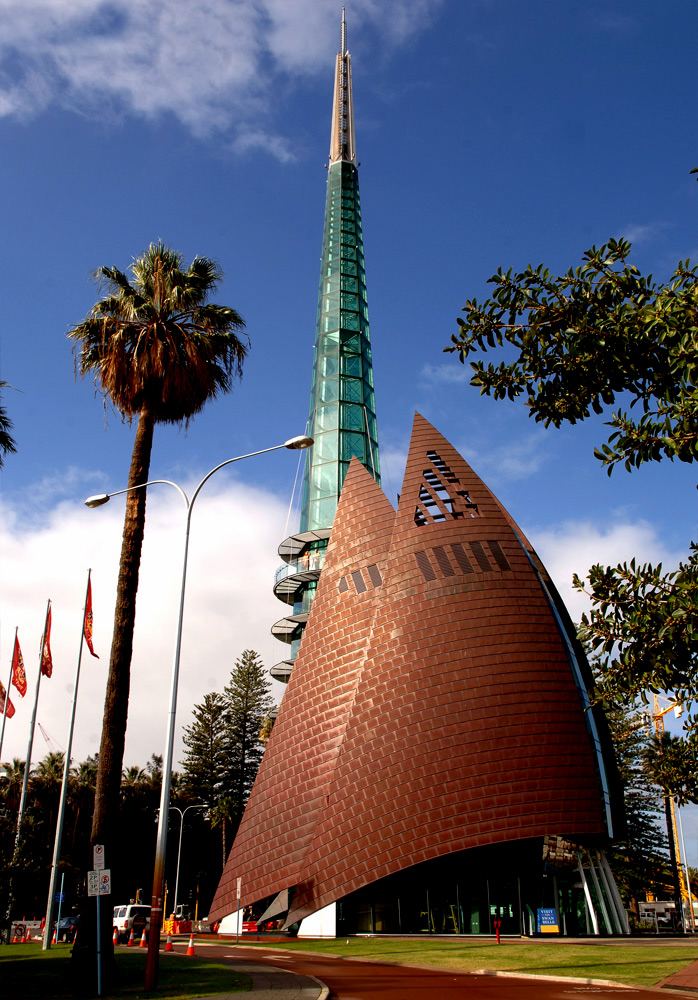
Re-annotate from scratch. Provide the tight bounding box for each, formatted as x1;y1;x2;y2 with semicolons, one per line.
84;579;99;658
41;604;53;678
11;635;27;696
0;680;15;718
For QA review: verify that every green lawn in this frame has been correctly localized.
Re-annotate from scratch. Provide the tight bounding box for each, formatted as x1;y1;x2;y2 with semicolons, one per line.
0;942;250;999
241;936;697;988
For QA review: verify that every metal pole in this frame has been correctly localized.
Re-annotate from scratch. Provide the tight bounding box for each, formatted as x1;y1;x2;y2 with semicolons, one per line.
173;805;203;918
0;628;18;761
14;601;51;849
55;871;65;942
42;572;91;949
144;441;304;989
173;808;183;917
677;804;695;932
96;894;101;997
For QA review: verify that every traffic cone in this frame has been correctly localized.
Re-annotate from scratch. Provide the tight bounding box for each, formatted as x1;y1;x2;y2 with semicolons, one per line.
127;927;135;946
113;927;118;945
24;929;31;943
52;928;58;944
165;933;173;952
186;933;195;956
139;929;147;948
12;932;18;944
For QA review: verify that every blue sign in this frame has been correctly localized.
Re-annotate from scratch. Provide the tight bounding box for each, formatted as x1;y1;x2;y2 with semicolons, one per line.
537;907;559;933
55;892;65;902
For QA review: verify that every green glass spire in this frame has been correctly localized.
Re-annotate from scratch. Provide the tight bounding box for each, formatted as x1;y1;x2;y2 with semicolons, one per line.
300;9;380;533
271;10;380;683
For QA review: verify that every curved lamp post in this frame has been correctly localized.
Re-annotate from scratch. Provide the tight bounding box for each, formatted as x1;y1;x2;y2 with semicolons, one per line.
170;804;206;919
85;435;313;988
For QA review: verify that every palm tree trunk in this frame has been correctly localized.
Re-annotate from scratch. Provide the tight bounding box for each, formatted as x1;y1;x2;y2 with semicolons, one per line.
92;402;155;853
72;403;155;983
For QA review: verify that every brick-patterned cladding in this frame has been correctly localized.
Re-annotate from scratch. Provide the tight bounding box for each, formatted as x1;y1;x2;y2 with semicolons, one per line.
210;413;613;925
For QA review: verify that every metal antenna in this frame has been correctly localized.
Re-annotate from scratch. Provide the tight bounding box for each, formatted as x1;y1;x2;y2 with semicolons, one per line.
341;6;347;56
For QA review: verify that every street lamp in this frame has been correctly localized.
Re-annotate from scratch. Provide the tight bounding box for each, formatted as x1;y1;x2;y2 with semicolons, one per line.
170;804;205;920
85;434;313;988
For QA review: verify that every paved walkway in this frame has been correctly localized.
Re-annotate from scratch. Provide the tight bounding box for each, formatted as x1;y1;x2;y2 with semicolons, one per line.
659;956;698;992
170;938;698;999
186;960;327;1000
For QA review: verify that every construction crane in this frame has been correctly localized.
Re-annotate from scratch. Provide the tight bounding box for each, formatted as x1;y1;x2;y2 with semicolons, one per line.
37;723;64;754
647;695;694;931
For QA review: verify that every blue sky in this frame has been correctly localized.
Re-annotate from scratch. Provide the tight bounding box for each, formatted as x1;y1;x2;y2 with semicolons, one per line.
1;1;696;857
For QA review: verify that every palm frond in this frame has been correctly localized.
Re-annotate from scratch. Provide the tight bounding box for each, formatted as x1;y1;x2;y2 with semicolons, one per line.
69;243;248;422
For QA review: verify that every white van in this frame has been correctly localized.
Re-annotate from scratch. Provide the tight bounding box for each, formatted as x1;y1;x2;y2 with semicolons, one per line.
113;904;151;943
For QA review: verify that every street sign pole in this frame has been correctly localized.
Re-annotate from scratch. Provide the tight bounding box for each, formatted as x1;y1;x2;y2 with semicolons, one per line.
236;877;241;945
96;894;101;997
88;849;110;998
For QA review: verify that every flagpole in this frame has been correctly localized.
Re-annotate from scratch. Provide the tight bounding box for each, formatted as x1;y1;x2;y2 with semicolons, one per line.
14;600;51;849
0;627;18;762
43;573;91;950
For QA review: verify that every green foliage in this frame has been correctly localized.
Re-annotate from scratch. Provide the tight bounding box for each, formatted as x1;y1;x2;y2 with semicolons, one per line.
181;693;228;812
223;650;275;823
603;703;671;904
446;231;698;792
446;239;698;473
574;547;698;755
69;242;248;424
643;731;698;806
0;380;17;466
180;651;274;881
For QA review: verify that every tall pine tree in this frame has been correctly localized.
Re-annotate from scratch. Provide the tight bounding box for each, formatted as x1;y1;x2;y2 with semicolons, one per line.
606;702;671;913
223;650;274;830
181;693;228;811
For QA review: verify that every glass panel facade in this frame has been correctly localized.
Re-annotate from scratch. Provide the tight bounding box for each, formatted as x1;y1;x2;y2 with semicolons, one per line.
301;158;381;533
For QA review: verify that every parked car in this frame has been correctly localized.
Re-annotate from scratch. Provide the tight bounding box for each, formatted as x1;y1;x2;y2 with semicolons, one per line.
54;915;79;942
113;904;151;943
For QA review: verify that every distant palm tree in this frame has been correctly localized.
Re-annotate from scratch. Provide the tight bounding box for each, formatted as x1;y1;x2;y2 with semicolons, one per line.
0;759;26;814
0;380;17;466
69;242;248;928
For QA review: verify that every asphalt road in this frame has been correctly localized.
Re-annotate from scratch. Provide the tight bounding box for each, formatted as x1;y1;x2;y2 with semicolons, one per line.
191;941;676;999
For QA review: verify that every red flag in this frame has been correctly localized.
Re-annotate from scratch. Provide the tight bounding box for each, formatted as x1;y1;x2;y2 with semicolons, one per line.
84;579;99;658
41;604;53;678
0;680;15;718
11;635;27;696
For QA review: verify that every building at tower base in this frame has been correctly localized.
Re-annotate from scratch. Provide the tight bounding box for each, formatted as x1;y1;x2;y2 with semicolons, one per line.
210;413;627;936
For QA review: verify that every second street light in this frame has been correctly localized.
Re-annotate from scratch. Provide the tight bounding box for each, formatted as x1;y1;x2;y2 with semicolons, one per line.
85;434;313;989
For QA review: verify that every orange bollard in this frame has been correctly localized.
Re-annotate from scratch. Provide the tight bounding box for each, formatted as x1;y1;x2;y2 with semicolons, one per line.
52;928;58;945
186;933;195;956
127;927;135;946
139;929;147;948
165;933;173;952
113;927;118;946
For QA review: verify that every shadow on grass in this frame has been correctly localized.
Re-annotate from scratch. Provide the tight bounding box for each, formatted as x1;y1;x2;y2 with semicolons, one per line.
0;944;251;999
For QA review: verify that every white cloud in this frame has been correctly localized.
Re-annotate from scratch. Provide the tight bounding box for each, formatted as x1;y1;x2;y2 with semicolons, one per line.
0;0;444;147
617;222;669;246
0;477;292;770
527;516;684;624
421;362;471;385
232;128;297;163
462;429;551;483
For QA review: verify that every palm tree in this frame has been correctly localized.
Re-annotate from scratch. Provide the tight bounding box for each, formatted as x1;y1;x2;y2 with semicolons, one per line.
69;243;248;959
0;758;26;816
0;380;17;466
